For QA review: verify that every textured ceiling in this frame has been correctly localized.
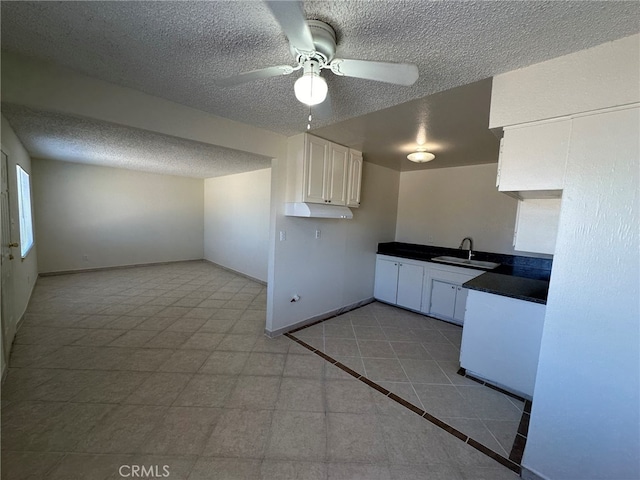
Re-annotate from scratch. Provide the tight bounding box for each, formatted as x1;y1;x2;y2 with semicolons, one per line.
1;1;638;177
1;104;271;179
2;1;638;137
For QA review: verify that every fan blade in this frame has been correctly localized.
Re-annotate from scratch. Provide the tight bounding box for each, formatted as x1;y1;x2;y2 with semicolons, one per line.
215;65;295;87
329;59;419;86
265;1;315;54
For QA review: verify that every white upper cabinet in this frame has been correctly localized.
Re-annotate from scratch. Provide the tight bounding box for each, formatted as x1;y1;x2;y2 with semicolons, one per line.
304;135;330;204
287;133;363;207
327;143;349;205
346;150;363;207
497;118;571;197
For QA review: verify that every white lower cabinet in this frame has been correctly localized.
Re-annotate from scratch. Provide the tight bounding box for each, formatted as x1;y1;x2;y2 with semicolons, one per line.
373;258;400;305
373;256;423;311
421;266;481;325
374;255;482;323
429;280;457;318
453;286;469;322
429;281;469;323
396;263;423;311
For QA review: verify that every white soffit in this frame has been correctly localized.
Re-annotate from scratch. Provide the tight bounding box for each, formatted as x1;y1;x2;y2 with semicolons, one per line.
1;1;638;136
1;104;271;178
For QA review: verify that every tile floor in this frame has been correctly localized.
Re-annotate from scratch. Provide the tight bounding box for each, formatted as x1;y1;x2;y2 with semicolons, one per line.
1;261;518;479
291;303;526;461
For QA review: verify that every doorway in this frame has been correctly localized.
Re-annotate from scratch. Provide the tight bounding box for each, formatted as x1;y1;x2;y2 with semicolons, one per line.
1;149;15;371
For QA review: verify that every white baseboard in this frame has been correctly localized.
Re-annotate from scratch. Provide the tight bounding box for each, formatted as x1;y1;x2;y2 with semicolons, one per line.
39;258;204;276
265;297;375;337
521;465;549;480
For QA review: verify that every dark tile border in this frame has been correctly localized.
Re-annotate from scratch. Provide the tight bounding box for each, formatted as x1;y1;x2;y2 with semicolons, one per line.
287;317;327;335
285;331;521;474
457;367;527;402
457;367;532;465
509;433;528;464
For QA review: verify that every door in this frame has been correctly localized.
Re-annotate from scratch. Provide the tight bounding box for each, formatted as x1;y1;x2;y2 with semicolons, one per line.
1;150;15;368
327;143;348;205
430;280;457;319
374;258;399;304
303;135;329;204
453;286;469;324
396;263;423;311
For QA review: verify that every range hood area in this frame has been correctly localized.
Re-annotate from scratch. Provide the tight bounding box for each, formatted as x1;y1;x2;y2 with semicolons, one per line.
284;202;353;219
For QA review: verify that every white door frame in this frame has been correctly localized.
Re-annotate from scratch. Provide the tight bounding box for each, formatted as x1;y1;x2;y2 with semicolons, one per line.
1;148;16;369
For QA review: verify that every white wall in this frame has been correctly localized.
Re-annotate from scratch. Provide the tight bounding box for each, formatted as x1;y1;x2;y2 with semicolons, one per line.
1;116;39;376
490;34;640;129
32;158;204;273
1;52;287;324
204;168;271;283
267;161;399;334
530;106;639;480
1;52;402;340
395;163;518;254
491;34;639;480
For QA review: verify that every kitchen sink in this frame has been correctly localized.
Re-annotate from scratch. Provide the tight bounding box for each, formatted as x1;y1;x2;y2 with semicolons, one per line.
431;256;500;270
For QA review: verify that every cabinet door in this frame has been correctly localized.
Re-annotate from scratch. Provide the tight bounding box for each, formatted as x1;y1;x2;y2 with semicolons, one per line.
498;119;571;193
430;280;457;319
304;136;329;204
347;150;363;207
453;286;469;324
374;258;399;304
396;263;423;311
327;143;349;205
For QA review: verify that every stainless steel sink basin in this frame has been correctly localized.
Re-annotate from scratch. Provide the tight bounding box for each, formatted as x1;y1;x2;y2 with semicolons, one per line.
431;256;500;270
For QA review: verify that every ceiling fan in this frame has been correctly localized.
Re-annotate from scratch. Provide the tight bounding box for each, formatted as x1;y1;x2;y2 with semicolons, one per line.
216;1;419;107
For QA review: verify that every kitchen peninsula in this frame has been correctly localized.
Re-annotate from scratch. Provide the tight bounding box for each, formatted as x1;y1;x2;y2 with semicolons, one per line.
375;241;552;398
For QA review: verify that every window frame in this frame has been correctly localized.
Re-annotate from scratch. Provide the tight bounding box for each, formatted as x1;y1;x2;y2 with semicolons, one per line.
16;164;34;258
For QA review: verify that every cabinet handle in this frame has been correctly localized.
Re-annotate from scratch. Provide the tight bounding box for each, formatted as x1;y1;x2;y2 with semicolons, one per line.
451;285;455;289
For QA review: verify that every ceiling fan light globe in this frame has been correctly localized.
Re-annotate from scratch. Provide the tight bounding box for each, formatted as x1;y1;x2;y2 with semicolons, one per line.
407;151;435;163
294;72;328;106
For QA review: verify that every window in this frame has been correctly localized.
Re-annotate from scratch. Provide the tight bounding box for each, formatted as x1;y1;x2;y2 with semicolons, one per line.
16;165;34;258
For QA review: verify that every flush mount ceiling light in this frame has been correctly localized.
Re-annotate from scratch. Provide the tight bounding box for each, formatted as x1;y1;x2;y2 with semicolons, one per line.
407;147;435;163
294;60;328;106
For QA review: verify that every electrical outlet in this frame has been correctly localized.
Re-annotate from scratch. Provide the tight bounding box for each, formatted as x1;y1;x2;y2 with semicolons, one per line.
279;231;286;242
83;254;89;261
315;229;321;239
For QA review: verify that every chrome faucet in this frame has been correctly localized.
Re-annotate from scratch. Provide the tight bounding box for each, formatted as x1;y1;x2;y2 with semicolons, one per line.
459;237;474;260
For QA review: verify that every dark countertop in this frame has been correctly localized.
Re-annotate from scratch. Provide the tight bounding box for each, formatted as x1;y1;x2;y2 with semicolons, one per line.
377;242;551;304
462;273;548;304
